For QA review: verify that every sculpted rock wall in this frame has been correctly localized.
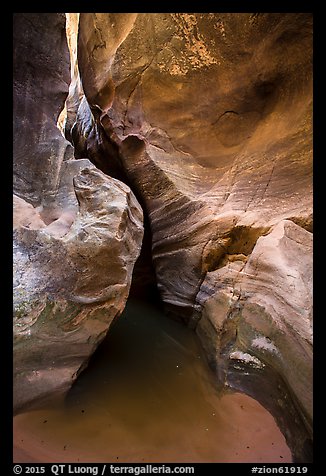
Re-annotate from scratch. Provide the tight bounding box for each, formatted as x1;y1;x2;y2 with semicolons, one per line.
196;219;312;460
57;13;84;144
13;13;72;206
13;13;144;413
75;13;313;460
77;13;312;312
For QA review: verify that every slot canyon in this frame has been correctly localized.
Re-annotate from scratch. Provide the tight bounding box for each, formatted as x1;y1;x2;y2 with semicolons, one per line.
13;13;312;463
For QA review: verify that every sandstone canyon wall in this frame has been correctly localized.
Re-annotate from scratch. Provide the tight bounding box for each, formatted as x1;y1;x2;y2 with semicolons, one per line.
13;12;312;462
72;13;312;461
13;13;143;413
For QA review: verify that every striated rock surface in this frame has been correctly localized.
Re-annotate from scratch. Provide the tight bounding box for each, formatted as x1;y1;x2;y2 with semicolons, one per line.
77;13;312;314
196;219;312;461
13;13;144;413
75;13;313;460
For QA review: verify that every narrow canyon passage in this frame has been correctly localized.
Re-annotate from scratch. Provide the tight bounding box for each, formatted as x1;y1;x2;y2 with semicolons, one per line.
13;12;313;465
14;299;291;463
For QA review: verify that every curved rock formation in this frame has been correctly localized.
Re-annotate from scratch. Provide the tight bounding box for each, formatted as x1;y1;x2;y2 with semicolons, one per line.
196;219;312;460
13;13;143;413
74;13;313;461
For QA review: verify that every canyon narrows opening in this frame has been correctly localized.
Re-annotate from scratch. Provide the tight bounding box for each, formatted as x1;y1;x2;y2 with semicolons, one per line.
14;299;291;463
13;12;312;465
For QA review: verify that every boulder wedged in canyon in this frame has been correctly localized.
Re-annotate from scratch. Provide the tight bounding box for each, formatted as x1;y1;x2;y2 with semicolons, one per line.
13;163;143;413
13;13;144;414
75;13;313;460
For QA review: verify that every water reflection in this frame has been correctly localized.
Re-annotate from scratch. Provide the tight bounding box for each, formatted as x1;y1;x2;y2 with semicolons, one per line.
14;299;291;463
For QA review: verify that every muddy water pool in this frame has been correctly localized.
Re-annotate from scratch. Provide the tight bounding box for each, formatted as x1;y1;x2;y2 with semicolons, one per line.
14;299;291;463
